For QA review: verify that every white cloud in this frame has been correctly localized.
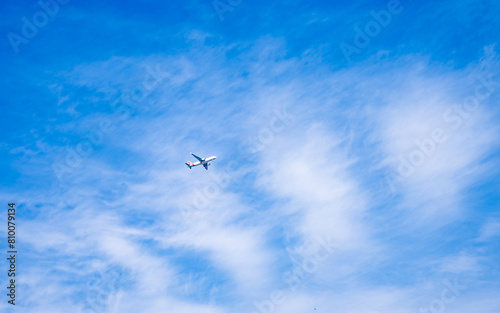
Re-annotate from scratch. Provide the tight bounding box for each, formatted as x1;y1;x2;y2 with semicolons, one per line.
10;39;500;313
477;219;500;242
439;252;482;274
372;55;500;225
256;124;370;251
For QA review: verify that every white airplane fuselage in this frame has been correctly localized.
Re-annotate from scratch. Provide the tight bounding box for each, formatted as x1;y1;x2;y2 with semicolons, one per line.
189;156;216;167
185;154;217;170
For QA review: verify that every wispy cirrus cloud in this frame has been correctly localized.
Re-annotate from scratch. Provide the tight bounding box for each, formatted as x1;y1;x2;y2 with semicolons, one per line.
2;19;500;313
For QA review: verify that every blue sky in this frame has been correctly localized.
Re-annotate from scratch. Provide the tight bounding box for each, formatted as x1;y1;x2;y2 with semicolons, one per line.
2;0;500;312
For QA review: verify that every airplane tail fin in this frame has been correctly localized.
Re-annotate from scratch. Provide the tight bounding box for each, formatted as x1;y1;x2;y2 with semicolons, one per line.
185;162;193;169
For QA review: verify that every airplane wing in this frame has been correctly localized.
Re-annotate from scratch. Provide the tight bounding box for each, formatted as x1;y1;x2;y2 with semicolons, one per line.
203;163;208;170
191;153;203;162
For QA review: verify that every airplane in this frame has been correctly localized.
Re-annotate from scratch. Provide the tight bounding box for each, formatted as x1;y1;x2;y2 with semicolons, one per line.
185;153;217;170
